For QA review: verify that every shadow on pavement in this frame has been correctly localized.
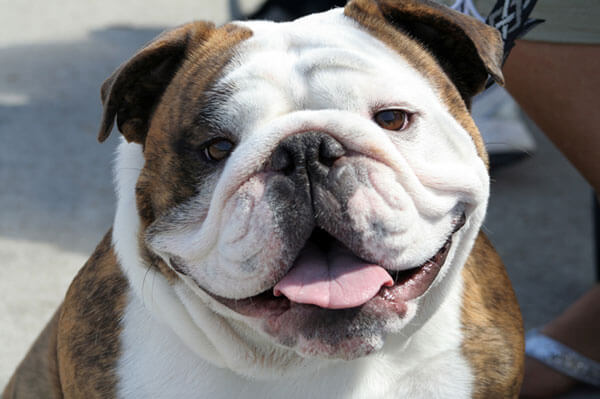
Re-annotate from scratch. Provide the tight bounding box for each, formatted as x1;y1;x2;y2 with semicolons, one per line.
0;26;163;254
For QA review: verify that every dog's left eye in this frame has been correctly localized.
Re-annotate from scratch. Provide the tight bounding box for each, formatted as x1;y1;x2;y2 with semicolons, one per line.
203;139;234;162
374;109;409;131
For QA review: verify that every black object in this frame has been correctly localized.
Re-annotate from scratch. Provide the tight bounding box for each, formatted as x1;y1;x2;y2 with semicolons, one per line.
236;0;347;22
485;0;543;87
486;0;543;60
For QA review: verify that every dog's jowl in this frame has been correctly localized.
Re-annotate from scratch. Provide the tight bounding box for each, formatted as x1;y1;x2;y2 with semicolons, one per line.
4;1;523;398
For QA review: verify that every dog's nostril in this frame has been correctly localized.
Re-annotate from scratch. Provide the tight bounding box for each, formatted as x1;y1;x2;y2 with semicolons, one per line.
271;147;296;175
318;137;345;167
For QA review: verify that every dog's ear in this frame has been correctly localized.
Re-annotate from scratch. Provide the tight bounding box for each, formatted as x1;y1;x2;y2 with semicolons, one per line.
97;21;215;143
345;0;504;103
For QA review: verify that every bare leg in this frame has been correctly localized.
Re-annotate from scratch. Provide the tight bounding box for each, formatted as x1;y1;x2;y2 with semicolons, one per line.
503;41;600;397
503;40;600;192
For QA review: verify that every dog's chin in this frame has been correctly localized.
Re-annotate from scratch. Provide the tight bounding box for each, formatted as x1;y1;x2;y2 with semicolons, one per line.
209;214;465;360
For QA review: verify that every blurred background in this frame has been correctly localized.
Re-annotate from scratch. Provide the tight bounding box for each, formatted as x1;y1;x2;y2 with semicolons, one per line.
0;0;596;396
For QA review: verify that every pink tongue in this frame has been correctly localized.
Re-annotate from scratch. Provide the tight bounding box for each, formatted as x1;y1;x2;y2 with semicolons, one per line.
273;241;393;309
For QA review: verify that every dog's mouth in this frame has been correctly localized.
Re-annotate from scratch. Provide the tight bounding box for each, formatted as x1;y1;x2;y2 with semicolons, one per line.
215;213;466;317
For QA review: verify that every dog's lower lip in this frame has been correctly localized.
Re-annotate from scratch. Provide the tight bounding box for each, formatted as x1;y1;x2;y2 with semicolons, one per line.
379;234;453;303
388;234;453;284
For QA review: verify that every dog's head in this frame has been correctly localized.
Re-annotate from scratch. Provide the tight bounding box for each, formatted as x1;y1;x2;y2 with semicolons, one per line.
102;0;502;371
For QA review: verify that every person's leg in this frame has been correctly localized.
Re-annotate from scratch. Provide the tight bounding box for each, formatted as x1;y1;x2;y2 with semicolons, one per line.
503;40;600;397
519;285;600;397
503;40;600;192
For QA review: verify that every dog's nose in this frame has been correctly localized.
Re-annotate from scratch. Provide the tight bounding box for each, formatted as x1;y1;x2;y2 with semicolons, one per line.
270;131;345;178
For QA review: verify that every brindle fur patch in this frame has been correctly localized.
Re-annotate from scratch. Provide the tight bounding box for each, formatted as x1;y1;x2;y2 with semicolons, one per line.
461;233;525;398
3;232;128;398
56;231;129;398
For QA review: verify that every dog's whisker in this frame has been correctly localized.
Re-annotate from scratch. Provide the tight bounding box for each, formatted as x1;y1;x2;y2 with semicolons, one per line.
116;167;143;172
141;264;152;308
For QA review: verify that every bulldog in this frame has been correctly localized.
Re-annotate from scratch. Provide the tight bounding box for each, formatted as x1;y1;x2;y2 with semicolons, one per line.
3;0;524;398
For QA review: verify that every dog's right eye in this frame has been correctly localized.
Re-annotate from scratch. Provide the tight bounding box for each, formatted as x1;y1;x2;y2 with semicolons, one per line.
373;109;410;131
203;139;234;162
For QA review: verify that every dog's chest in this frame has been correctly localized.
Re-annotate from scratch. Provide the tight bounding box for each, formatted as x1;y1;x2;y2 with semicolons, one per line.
115;284;473;399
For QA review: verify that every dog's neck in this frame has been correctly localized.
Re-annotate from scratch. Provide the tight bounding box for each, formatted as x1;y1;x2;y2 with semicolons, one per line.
111;139;473;386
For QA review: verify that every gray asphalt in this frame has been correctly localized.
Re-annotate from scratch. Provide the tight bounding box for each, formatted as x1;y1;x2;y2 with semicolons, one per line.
0;1;597;396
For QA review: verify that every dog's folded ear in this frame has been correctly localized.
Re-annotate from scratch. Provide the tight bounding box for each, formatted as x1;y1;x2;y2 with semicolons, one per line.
345;0;504;103
97;21;215;144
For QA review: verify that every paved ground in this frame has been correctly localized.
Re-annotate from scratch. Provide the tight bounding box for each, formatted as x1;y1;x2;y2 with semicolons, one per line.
1;1;597;396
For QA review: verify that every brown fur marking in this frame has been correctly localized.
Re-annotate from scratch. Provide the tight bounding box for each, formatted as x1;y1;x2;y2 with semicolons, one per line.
462;233;525;398
4;231;128;398
99;22;252;282
98;22;216;144
138;22;252;226
56;230;128;398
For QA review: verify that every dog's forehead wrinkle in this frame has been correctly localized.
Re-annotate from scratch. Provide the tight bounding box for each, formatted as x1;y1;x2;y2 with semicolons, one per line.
230;13;441;115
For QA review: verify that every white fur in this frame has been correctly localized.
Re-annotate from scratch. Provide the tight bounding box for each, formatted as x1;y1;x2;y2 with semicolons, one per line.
117;265;472;399
113;8;486;398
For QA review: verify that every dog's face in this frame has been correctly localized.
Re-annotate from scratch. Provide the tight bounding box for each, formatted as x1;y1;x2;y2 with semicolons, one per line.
102;0;503;364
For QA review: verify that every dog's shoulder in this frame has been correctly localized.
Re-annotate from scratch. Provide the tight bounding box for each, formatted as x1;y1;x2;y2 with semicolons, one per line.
56;230;129;397
3;231;127;398
461;233;524;398
4;231;129;398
